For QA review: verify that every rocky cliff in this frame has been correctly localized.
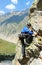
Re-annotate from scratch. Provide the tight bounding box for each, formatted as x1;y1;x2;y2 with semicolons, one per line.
37;0;42;11
13;0;42;65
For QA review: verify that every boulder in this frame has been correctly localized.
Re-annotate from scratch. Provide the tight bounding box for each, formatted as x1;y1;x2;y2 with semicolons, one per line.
37;0;42;11
30;51;42;65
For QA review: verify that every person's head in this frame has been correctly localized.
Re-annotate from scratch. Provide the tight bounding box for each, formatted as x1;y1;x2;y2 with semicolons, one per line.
27;22;31;28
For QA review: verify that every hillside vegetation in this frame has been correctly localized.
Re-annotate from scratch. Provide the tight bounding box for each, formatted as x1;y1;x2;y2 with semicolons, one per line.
0;39;16;55
0;39;16;60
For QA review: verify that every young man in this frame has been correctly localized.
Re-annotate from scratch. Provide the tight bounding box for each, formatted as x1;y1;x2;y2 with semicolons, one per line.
19;22;33;58
21;22;33;35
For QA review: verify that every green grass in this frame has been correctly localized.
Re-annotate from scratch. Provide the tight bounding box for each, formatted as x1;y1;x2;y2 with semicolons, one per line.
0;39;16;55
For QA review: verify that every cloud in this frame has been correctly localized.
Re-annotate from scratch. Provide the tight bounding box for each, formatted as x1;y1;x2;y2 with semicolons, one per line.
0;11;5;16
11;0;18;4
26;1;30;5
5;4;15;10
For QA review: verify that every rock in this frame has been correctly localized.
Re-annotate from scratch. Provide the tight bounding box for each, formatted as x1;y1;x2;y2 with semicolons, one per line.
12;40;23;65
30;58;42;65
38;29;42;36
39;51;42;58
30;0;39;9
12;0;42;65
29;11;42;36
37;0;42;11
29;0;42;34
25;43;40;58
30;0;42;11
34;43;42;50
12;59;21;65
30;51;42;65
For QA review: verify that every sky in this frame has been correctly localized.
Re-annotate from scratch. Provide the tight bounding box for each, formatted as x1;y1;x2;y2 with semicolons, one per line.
0;0;34;14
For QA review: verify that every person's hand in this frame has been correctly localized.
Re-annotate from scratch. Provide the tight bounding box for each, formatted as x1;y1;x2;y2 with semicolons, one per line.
35;33;38;37
33;32;38;37
31;30;33;32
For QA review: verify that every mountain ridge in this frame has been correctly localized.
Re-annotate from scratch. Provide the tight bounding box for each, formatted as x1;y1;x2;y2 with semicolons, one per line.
0;9;29;38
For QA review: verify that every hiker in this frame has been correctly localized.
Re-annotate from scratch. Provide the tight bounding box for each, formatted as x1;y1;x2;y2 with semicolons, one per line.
19;22;33;58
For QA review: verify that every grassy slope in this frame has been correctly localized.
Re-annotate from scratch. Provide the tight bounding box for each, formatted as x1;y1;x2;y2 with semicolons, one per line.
0;39;16;55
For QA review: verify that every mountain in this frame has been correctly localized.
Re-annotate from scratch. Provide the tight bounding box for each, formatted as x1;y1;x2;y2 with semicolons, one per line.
0;9;29;37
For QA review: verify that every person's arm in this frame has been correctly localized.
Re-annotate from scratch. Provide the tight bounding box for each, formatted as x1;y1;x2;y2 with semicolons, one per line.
21;26;33;35
27;29;33;35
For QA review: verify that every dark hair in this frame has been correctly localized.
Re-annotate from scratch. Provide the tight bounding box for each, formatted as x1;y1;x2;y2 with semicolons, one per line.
27;23;31;26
